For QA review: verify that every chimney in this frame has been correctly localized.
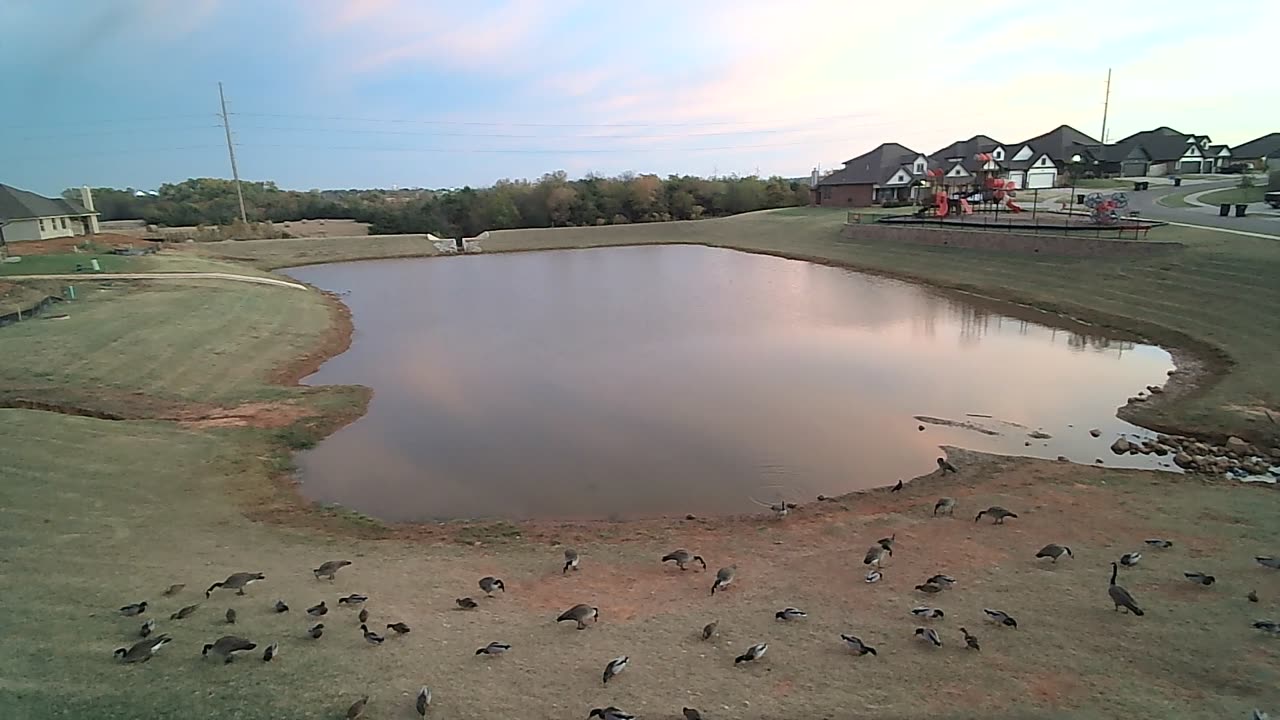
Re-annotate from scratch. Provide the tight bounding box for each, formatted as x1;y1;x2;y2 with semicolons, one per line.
811;168;820;186
80;186;100;234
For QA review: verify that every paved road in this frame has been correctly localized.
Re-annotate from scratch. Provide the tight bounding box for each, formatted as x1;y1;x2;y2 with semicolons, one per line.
0;272;308;290
1123;179;1280;236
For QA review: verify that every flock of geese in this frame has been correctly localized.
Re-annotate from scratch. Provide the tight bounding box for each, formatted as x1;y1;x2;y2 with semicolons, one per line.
110;457;1280;719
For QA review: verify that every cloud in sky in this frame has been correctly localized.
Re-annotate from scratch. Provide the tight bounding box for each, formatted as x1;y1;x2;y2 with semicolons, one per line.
1;0;1276;193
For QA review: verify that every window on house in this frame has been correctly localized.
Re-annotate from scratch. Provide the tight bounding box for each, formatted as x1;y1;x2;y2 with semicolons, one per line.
821;187;832;200
993;148;1004;160
60;217;68;229
39;219;45;230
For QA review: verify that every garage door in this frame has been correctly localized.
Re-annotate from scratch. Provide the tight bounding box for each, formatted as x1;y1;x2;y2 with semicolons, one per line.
1179;160;1205;173
1026;169;1056;188
1121;161;1148;177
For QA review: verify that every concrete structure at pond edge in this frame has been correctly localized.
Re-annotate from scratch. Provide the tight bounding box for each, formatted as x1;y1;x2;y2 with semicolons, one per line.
428;231;487;254
0;184;100;243
841;223;1184;258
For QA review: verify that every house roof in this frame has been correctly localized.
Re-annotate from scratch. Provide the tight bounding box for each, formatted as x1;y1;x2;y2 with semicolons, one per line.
1013;125;1100;162
1232;132;1280;159
0;184;93;222
1109;127;1208;162
929;134;1003;161
822;143;924;186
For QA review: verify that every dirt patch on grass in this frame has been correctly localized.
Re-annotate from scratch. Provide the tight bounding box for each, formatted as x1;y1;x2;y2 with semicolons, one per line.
3;234;148;256
174;401;311;429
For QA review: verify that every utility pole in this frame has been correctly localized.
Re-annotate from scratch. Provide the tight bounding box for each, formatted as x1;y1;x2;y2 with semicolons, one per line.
1100;68;1112;144
218;81;248;224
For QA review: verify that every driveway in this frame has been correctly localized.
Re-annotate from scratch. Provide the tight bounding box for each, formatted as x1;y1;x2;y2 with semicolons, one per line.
1121;179;1280;236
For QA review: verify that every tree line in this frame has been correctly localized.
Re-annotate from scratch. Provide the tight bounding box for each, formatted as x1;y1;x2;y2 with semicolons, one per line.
67;172;811;238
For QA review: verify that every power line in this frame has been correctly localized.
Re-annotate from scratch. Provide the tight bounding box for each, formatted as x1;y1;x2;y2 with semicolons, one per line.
236;136;842;154
0;145;223;162
0;114;217;130
229;110;879;129
231;123;875;140
15;126;221;141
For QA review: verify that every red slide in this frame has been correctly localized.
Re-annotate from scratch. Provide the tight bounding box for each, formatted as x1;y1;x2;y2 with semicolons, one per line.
935;192;948;217
1005;199;1023;212
958;198;973;215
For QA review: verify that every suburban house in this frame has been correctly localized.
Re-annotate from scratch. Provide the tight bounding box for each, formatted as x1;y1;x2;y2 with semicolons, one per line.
0;184;100;243
811;143;930;206
1104;128;1228;176
1004;125;1101;187
1231;133;1280;170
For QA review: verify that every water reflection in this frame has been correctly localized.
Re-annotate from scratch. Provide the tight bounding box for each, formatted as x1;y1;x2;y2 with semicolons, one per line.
285;245;1172;522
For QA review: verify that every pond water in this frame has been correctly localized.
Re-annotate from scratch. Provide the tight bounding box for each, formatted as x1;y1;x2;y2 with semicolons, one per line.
285;245;1174;522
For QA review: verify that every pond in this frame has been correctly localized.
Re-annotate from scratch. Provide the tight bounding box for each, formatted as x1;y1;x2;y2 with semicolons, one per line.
285;245;1174;522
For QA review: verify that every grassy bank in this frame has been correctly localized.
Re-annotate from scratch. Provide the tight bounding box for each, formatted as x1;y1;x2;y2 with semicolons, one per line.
1198;186;1267;206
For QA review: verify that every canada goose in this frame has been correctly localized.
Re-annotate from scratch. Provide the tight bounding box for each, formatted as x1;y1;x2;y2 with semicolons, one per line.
415;687;431;718
386;622;411;634
313;560;352;581
170;604;200;620
308;623;324;639
1109;562;1144;616
1249;590;1260;603
274;600;289;613
662;549;707;571
263;642;278;662
588;708;635;720
916;582;943;594
914;627;942;647
306;601;328;617
1184;572;1216;586
1255;556;1280;570
767;501;796;520
865;569;883;583
926;574;956;587
1252;620;1280;634
911;607;945;620
476;641;511;655
711;566;736;595
359;624;384;645
734;642;768;664
358;607;368;623
983;608;1018;628
202;635;257;663
346;695;368;720
974;506;1017;524
563;548;580;574
479;577;505;595
139;619;156;638
557;603;599;629
1119;552;1142;567
162;584;184;597
205;572;265;598
891;479;904;493
775;607;807;621
1144;539;1173;549
119;602;147;616
933;497;956;516
701;621;718;640
338;594;368;605
864;545;890;567
602;656;629;685
840;634;877;656
225;608;236;624
114;634;172;663
682;709;704;720
878;533;897;551
961;627;980;651
1036;544;1073;562
937;457;958;474
456;597;479;610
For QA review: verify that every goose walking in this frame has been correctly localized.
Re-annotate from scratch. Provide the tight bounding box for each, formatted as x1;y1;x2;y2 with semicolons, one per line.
602;656;629;685
306;601;328;617
476;641;511;655
308;623;325;639
346;695;368;720
588;708;635;720
557;603;599;629
274;600;289;613
1108;561;1144;616
313;560;352;581
911;607;945;619
338;594;368;606
202;635;257;663
205;572;265;598
119;602;148;616
386;622;411;634
937;457;958;474
415;687;431;718
170;603;200;620
563;548;580;574
734;642;768;664
933;497;956;516
840;634;877;656
711;566;736;595
1144;539;1173;549
1036;544;1073;562
262;642;278;662
961;627;981;651
359;624;384;645
974;506;1017;524
701;621;718;640
1184;572;1216;586
162;584;184;597
775;607;807;621
456;597;479;610
983;608;1018;628
139;619;156;638
114;635;172;663
864;545;890;567
662;549;707;571
914;627;942;647
1119;552;1142;567
479;577;505;595
1255;556;1280;570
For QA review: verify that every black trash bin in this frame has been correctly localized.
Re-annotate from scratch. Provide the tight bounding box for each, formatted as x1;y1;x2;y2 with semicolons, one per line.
1219;203;1231;217
1076;194;1086;204
1235;204;1248;217
1172;177;1183;187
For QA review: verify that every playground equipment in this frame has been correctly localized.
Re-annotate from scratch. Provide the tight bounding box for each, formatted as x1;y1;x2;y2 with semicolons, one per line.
1082;192;1129;225
985;174;1023;213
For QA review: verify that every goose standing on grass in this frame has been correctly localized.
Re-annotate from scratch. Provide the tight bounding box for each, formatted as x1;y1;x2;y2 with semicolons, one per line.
563;548;580;574
864;545;890;567
202;636;257;663
937;457;958;474
961;627;981;651
306;601;328;617
1184;572;1216;586
588;708;635;720
456;597;479;610
1119;552;1142;567
1255;556;1280;570
415;687;431;717
338;594;368;606
170;604;200;620
162;584;184;597
1036;544;1073;562
262;642;278;662
114;635;172;663
359;624;384;645
308;623;324;639
734;643;768;664
1145;539;1173;549
139;619;156;638
557;604;599;629
933;497;956;516
911;607;945;620
1109;562;1145;616
662;549;707;571
346;695;369;720
119;602;147;616
313;560;351;581
602;656;629;685
711;566;736;595
775;607;807;621
914;627;942;647
974;507;1018;524
205;572;265;598
479;577;505;596
274;600;289;613
983;609;1018;628
475;641;511;656
701;621;718;640
840;634;877;656
386;622;411;635
891;479;904;493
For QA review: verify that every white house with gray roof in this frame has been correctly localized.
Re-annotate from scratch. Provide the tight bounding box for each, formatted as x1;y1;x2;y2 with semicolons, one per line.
0;184;100;243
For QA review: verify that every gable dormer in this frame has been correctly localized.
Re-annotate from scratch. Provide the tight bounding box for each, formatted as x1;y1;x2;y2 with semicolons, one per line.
945;162;970;178
885;167;913;185
1033;153;1054;167
912;155;927;175
1012;145;1034;161
992;146;1005;161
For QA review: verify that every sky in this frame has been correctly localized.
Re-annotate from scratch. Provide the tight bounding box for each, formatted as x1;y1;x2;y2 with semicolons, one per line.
2;0;1277;195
